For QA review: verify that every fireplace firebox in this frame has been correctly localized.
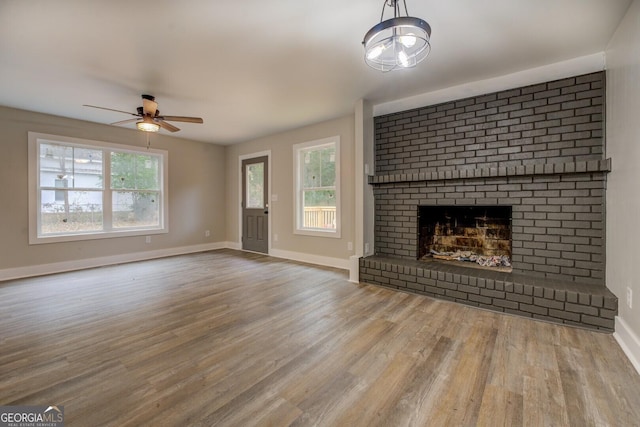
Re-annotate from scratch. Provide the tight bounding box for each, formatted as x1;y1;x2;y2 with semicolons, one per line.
418;206;512;270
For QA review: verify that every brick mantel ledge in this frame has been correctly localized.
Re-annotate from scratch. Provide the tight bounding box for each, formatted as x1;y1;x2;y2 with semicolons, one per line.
368;159;611;185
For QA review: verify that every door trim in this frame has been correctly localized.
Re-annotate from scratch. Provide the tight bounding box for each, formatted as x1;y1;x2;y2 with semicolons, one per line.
238;151;271;254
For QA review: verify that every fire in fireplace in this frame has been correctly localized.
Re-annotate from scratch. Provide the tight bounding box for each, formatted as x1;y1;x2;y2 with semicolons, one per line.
418;206;512;270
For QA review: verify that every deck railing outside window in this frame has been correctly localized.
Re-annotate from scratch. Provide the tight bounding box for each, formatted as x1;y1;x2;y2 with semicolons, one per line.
303;206;336;229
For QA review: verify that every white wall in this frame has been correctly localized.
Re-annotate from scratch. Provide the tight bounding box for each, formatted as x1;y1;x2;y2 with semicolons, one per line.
351;100;375;281
0;106;226;280
361;100;375;259
606;0;640;372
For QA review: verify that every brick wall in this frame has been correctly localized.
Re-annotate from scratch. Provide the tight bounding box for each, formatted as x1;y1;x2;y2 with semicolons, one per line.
376;72;604;174
371;72;608;286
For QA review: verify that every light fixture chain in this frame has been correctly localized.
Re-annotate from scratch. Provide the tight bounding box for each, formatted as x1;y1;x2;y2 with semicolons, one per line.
380;1;388;21
381;0;401;21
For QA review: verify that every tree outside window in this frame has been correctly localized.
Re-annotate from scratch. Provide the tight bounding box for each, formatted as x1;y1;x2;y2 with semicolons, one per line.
110;152;161;228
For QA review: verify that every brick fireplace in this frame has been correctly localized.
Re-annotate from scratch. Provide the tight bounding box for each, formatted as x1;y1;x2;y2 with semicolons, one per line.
359;71;617;331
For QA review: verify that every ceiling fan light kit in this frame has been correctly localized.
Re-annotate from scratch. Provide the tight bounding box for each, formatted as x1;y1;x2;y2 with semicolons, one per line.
136;116;160;132
363;0;431;72
84;94;203;134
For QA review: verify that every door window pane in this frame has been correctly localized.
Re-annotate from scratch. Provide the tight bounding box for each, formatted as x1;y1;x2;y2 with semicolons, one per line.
246;162;264;209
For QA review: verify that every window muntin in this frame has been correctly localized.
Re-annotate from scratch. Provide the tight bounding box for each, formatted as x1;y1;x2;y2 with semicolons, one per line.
29;133;168;244
293;136;340;237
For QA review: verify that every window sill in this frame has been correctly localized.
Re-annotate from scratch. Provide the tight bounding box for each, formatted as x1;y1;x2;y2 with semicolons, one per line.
294;228;341;239
29;227;168;245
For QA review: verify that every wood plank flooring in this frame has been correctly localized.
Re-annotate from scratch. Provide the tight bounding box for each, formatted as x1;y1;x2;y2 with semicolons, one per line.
1;249;639;426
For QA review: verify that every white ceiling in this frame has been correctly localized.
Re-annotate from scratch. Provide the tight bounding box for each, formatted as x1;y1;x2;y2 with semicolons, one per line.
0;0;632;145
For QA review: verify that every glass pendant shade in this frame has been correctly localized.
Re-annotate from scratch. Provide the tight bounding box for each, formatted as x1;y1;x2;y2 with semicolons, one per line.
363;1;431;72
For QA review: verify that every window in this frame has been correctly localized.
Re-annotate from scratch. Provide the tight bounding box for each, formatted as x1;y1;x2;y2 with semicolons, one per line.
245;162;264;209
28;132;168;244
293;136;340;237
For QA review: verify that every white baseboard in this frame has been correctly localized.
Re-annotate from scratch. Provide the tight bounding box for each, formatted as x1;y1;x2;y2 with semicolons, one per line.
225;241;242;250
0;241;352;282
225;241;350;271
0;242;227;282
614;317;640;375
268;248;350;271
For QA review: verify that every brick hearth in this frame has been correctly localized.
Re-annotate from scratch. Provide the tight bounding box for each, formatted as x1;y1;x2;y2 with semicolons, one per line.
360;256;616;331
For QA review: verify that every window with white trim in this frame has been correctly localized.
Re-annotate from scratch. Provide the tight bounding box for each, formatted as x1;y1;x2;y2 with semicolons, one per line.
29;133;168;244
293;136;340;237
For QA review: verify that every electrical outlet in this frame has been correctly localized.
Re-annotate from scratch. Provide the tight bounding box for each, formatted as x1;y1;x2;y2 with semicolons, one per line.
274;234;278;242
365;243;370;254
205;230;210;237
627;287;633;309
348;241;353;251
145;236;151;244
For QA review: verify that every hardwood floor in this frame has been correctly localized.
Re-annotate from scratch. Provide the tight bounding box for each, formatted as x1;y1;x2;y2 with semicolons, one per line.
1;249;639;426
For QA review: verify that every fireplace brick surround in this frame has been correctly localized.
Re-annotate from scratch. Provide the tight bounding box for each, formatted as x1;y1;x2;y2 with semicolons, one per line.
360;71;617;331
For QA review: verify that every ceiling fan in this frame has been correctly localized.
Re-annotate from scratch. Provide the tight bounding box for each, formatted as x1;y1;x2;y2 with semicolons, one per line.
84;94;203;133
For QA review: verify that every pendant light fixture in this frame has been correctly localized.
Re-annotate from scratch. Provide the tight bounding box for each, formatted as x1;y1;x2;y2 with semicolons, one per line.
363;0;431;72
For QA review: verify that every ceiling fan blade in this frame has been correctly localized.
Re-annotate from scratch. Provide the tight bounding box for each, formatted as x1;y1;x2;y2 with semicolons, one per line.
84;104;139;116
110;118;139;126
158;116;203;124
156;120;180;132
142;98;158;117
